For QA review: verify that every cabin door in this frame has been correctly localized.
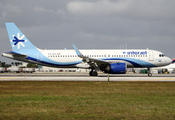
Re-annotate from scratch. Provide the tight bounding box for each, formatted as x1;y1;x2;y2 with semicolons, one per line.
149;51;154;61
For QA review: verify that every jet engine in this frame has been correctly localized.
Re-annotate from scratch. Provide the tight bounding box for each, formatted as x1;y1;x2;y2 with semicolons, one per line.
102;63;127;74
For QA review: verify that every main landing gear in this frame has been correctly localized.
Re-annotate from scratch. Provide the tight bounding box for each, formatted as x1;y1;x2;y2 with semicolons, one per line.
89;70;98;76
147;68;152;77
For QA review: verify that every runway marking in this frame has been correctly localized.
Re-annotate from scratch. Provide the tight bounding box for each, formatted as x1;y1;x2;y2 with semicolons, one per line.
0;77;18;80
134;78;175;81
1;76;175;82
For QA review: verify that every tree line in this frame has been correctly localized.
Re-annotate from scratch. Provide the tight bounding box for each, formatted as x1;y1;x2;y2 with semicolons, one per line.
0;61;38;68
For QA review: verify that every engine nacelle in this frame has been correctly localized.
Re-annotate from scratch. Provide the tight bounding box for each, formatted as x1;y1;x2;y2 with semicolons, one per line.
110;63;126;74
103;63;127;74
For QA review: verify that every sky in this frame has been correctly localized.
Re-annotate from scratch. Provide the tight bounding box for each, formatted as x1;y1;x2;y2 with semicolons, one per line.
0;0;175;63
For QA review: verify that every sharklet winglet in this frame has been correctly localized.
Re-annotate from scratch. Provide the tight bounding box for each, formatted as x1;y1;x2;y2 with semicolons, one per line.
72;44;83;57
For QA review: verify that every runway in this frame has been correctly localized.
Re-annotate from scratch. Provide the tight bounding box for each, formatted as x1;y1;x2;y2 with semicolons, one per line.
1;73;175;81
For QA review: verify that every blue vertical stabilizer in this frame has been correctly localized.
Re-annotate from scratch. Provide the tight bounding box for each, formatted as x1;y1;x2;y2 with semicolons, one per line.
5;23;37;52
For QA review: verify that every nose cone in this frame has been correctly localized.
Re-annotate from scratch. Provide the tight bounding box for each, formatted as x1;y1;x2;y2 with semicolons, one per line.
166;57;172;65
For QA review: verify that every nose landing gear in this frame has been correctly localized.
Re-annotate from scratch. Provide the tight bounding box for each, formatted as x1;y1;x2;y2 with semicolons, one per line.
148;73;152;77
147;68;152;77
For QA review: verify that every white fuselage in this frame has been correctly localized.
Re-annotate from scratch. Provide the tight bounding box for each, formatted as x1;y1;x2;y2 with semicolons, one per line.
35;48;171;68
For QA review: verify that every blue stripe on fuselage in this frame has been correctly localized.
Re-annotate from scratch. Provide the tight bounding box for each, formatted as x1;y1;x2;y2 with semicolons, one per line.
27;56;82;66
102;58;157;67
6;51;157;67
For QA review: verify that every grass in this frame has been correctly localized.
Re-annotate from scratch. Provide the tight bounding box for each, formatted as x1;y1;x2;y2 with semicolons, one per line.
0;81;175;119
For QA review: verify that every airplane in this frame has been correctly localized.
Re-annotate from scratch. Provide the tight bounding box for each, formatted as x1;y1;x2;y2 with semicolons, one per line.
2;23;172;77
151;58;175;73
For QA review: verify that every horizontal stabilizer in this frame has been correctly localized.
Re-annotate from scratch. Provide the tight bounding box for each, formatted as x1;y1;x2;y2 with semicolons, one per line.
2;51;27;58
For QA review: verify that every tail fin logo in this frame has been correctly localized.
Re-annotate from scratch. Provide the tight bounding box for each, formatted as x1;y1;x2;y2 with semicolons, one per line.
172;59;175;64
10;33;27;49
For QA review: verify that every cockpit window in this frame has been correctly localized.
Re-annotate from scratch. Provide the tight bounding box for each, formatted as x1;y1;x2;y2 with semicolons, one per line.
159;54;165;57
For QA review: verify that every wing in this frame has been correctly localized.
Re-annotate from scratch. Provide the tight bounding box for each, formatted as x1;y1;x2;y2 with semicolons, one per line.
72;44;110;69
